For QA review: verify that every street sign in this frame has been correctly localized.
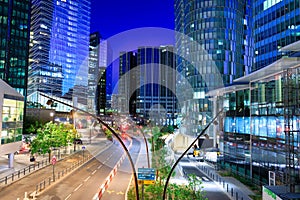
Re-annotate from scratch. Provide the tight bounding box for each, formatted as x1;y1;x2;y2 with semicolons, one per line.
51;156;57;165
82;146;86;150
138;168;156;180
144;180;155;185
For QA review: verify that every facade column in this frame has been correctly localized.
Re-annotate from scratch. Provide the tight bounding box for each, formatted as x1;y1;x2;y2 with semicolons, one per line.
8;153;14;168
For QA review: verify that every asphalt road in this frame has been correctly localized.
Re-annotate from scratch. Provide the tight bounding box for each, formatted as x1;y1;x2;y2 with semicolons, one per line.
181;157;231;200
38;142;125;200
101;137;142;200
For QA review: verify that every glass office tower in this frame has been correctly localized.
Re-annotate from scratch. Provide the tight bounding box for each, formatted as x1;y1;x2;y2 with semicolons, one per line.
136;46;177;126
28;0;91;107
175;0;253;137
253;0;300;71
0;0;31;96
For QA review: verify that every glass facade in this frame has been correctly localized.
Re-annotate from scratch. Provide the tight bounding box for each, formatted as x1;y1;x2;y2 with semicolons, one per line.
136;46;177;126
88;32;100;114
28;0;91;105
220;65;300;186
1;94;24;145
175;0;253;137
253;0;300;71
0;0;31;96
118;51;137;114
118;46;177;125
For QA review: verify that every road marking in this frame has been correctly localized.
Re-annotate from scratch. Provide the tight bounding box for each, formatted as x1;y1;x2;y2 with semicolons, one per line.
84;176;91;182
74;183;83;192
65;194;71;200
92;170;97;175
98;165;102;169
107;190;114;194
117;191;125;195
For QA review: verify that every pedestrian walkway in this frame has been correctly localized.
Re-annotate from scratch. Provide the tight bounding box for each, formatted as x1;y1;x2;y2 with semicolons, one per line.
197;162;255;200
173;152;255;200
0;139;112;200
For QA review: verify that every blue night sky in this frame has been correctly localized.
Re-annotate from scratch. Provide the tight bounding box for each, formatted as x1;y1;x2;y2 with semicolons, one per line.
90;0;175;39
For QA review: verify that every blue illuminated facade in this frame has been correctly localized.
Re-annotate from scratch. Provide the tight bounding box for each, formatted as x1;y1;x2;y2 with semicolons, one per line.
28;0;91;106
253;0;300;71
175;0;253;137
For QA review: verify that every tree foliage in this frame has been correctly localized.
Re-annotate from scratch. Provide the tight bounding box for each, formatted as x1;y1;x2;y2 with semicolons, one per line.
30;122;77;155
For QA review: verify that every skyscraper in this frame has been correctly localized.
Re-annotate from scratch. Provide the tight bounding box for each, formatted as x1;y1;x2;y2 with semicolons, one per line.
88;32;100;114
206;0;300;191
118;46;177;126
27;0;91;108
175;0;253;138
0;0;31;96
118;51;137;114
252;0;300;72
136;46;177;126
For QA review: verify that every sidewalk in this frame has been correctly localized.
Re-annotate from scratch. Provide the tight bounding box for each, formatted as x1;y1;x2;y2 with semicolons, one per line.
173;153;255;200
197;162;255;200
0;139;112;200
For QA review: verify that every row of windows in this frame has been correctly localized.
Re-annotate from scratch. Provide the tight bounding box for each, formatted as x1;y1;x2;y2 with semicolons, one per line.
255;16;300;43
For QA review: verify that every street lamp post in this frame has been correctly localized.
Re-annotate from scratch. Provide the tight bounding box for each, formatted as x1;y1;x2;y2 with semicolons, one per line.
162;109;223;200
40;93;140;200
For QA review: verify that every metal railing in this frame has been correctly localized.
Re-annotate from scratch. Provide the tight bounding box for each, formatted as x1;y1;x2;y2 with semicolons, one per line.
34;154;92;195
198;165;253;200
0;149;76;186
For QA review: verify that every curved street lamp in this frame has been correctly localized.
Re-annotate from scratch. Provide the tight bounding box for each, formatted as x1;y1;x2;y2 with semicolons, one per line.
162;109;223;200
39;93;140;200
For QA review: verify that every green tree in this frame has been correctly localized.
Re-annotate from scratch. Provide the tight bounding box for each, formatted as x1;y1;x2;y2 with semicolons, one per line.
30;122;77;161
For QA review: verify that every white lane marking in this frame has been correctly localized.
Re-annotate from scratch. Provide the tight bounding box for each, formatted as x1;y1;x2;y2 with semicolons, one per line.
92;170;97;175
74;183;83;192
65;194;71;200
97;165;102;169
84;176;91;182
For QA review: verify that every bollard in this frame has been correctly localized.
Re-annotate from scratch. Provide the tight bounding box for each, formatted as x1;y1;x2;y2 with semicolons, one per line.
44;180;45;189
12;173;14;181
18;171;20;178
227;184;228;192
40;182;42;191
231;188;233;197
49;177;51;185
223;180;225;188
5;176;7;184
236;192;238;200
24;168;25;175
36;185;38;193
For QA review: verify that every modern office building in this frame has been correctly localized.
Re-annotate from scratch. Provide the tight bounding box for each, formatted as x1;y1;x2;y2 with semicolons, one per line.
208;41;300;193
252;0;300;72
174;0;253;138
88;32;100;114
27;0;91;110
96;67;106;115
118;51;137;115
136;46;177;126
0;0;31;96
118;46;177;126
206;0;300;191
0;79;24;168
